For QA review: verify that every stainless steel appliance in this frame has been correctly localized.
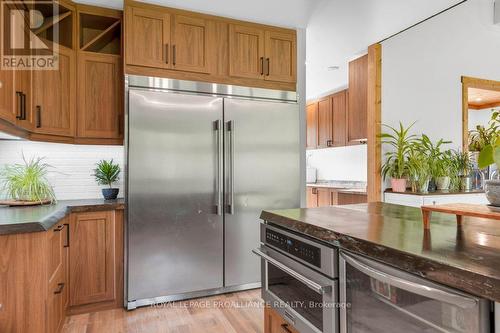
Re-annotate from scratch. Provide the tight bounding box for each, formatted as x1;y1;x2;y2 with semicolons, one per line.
339;251;490;333
254;223;339;333
125;75;300;309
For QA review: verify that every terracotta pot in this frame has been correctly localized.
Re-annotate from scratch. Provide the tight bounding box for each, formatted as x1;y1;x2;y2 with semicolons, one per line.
391;178;407;193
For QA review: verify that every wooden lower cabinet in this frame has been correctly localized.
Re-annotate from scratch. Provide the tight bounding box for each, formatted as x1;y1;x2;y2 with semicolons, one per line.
317;188;333;207
338;192;368;205
306;187;318;208
307;187;367;207
264;307;299;333
0;209;123;333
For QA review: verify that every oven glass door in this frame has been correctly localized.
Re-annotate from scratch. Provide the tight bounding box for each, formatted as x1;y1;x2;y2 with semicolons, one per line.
341;253;486;333
268;261;324;331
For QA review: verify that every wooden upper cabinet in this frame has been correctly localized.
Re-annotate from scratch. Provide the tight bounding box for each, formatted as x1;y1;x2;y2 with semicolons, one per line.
306;103;318;149
331;90;347;147
171;15;209;73
317;97;332;148
32;47;76;137
264;30;296;83
228;24;265;80
0;70;16;123
126;7;170;68
70;211;116;307
347;54;368;144
77;53;122;139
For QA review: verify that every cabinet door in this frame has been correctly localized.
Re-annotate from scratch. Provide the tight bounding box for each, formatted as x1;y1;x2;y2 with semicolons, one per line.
171;15;209;73
228;24;265;80
317;188;332;207
347;54;368;144
317;97;332;148
77;53;122;139
337;193;367;205
46;222;67;333
331;90;347;147
306;103;318;149
70;211;116;306
126;7;170;69
264;307;299;333
0;69;16;123
15;69;33;130
306;187;318;208
32;47;76;137
264;30;296;83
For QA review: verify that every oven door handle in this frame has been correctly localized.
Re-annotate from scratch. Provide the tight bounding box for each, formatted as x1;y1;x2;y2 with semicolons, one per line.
252;248;331;295
342;253;478;309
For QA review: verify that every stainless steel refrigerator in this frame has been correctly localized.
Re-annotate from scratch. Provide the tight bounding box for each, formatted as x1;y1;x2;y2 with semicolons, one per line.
125;75;300;309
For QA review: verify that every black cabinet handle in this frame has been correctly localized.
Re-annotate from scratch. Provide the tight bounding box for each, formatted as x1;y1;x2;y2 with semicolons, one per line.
63;223;69;247
21;92;26;120
327;139;332;147
54;283;64;294
172;44;176;66
260;57;264;75
266;58;270;76
281;324;293;333
53;224;64;232
165;43;169;64
36;105;41;128
15;91;22;119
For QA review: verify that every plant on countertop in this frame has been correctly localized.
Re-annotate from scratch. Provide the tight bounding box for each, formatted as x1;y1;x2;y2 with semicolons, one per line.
0;155;56;203
380;122;417;192
478;110;500;169
93;159;121;200
449;150;473;191
406;145;432;193
414;134;452;191
469;109;499;152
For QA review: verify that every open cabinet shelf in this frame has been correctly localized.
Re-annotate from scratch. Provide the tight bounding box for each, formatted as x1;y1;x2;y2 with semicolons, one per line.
79;13;121;55
33;2;74;49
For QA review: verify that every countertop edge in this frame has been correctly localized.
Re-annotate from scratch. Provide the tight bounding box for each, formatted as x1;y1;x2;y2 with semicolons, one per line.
0;200;125;235
259;209;500;303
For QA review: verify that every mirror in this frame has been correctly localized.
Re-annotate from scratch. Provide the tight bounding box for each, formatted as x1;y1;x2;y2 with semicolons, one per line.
462;76;500;152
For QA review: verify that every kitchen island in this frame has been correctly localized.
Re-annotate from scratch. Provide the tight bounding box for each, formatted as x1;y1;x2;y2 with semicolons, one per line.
260;202;500;333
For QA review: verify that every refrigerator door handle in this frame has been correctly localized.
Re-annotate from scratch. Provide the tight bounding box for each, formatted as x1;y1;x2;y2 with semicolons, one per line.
215;119;223;215
227;120;235;215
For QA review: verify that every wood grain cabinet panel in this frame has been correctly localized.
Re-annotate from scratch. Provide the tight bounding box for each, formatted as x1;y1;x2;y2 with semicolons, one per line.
317;97;332;148
229;24;265;80
331;90;347;147
125;7;170;68
0;69;16;123
306;187;318;208
306;102;318;149
32;47;76;137
264;307;299;333
347;54;368;144
77;53;122;139
264;30;296;83
317;187;333;207
70;211;116;307
172;15;209;73
338;193;367;205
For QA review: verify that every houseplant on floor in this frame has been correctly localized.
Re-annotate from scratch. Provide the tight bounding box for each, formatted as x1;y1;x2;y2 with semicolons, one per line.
380;122;417;192
0;155;56;205
93;159;121;200
478;110;500;205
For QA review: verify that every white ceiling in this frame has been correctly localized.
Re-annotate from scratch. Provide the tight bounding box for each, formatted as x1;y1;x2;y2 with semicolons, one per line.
74;0;319;28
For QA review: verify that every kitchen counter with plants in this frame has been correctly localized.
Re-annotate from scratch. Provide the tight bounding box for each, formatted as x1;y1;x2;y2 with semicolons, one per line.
384;188;484;195
261;202;500;302
0;198;125;235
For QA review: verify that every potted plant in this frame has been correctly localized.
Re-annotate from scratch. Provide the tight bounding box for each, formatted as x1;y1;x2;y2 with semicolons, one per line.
93;159;121;200
407;144;432;193
415;134;452;192
478;110;500;205
434;150;454;190
0;155;56;204
380;122;417;192
451;150;473;191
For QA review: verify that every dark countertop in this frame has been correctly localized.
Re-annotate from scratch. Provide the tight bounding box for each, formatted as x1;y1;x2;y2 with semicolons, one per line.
385;189;485;195
307;181;367;195
0;198;125;235
261;202;500;302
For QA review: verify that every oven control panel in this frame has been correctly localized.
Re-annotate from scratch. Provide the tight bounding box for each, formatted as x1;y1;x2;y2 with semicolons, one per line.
265;228;321;268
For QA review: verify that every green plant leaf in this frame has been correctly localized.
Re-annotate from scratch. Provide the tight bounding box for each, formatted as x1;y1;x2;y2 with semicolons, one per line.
478;145;494;169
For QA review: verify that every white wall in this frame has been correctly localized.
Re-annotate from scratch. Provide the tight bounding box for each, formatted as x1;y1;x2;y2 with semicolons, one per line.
75;0;317;28
382;0;500;148
306;0;462;100
0;140;124;200
307;145;367;181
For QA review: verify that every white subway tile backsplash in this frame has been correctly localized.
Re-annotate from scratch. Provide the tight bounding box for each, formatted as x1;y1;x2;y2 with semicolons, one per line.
0;140;125;200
